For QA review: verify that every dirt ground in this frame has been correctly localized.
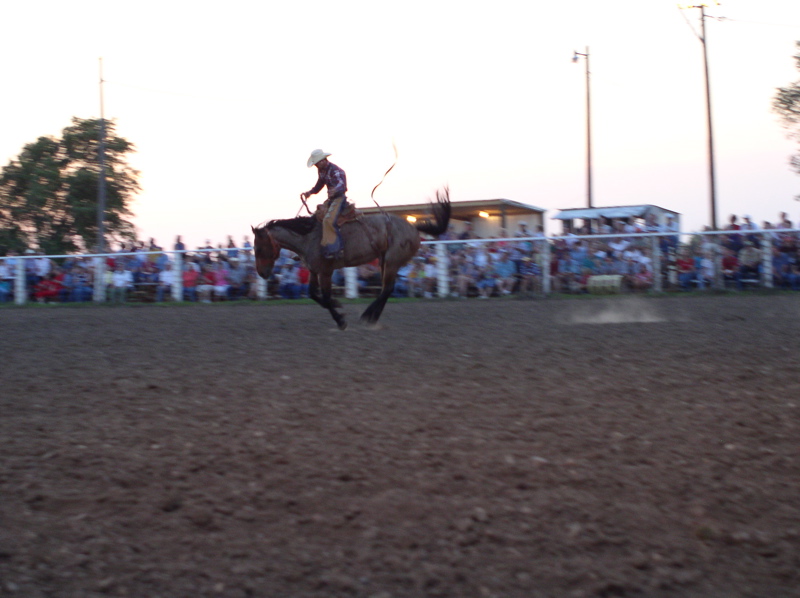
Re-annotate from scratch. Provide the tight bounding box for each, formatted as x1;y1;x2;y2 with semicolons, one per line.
1;294;799;598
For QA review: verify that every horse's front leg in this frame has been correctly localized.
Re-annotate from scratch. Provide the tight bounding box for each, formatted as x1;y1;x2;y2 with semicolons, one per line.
308;273;341;309
318;271;347;330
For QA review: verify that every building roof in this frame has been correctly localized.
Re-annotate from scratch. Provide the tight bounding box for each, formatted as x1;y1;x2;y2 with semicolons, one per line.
361;198;544;221
553;204;681;220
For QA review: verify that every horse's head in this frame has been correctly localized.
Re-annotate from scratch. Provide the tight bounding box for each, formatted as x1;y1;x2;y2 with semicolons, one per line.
251;225;280;279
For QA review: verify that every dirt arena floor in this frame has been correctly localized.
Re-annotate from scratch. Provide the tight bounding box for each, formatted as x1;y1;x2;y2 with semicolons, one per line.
1;294;799;598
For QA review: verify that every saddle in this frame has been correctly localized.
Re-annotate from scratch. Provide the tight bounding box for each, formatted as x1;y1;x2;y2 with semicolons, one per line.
313;201;361;227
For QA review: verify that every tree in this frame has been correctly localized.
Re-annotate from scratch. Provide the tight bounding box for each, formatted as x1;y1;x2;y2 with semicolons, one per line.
773;41;800;185
0;117;139;255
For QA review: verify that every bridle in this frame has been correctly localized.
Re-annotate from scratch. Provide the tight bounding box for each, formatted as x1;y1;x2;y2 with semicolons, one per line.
255;227;282;261
265;228;282;259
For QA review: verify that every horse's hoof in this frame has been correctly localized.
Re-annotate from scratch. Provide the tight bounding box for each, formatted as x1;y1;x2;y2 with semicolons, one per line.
337;320;348;331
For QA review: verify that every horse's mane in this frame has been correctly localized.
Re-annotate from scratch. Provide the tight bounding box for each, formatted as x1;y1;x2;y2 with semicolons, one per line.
266;216;317;236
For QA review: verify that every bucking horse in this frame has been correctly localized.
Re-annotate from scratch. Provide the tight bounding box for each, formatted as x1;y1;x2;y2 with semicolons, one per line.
252;187;451;329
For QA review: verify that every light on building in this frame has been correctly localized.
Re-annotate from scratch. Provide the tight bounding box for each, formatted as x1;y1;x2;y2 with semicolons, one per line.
479;211;490;219
406;216;417;223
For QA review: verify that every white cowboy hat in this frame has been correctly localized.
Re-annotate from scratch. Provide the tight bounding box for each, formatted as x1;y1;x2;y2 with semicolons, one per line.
307;149;331;167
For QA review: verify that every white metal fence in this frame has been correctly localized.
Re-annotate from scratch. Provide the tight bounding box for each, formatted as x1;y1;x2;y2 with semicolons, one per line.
1;228;798;306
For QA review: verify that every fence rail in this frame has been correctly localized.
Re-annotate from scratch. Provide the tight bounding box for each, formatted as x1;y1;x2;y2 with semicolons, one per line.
2;228;798;306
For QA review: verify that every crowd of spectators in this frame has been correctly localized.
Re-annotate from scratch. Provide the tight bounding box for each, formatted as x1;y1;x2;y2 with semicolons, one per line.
1;211;799;304
0;235;264;304
383;210;800;298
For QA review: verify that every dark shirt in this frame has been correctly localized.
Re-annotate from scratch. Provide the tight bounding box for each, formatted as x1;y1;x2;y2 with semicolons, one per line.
307;162;347;200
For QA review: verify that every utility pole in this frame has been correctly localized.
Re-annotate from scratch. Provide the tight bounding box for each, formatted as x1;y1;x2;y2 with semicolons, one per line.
700;6;718;230
573;47;593;209
680;3;719;230
97;57;108;252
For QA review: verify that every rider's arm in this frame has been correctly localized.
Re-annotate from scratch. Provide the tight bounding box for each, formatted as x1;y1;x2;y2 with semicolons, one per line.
305;171;325;197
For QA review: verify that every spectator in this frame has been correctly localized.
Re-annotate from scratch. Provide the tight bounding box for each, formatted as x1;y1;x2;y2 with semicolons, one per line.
182;263;199;301
296;262;310;298
55;268;72;302
156;262;176;302
555;251;580;293
423;257;438;298
196;266;215;303
33;272;61;303
721;248;740;287
406;260;426;298
139;261;158;288
227;260;247;300
279;263;302;299
246;266;262;300
212;262;230;301
394;262;412;297
71;266;93;302
662;215;679;253
518;256;541;296
451;251;478;298
109;263;133;303
459;221;476;240
737;241;761;287
696;251;714;289
493;251;517;295
608;237;630;258
786;262;800;291
357;260;381;292
676;249;697;290
475;265;497;299
772;246;792;289
740;215;760;246
226;235;238;261
629;263;654;292
723;214;743;253
200;240;214;265
0;259;12;302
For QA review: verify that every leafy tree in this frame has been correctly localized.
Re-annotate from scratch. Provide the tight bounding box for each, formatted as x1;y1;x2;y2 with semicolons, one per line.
773;41;800;183
0;117;139;255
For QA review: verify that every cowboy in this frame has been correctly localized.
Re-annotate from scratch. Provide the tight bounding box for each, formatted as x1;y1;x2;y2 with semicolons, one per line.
300;149;348;259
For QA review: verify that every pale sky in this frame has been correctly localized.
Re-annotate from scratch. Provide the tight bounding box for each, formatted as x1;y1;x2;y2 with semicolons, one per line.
3;0;800;249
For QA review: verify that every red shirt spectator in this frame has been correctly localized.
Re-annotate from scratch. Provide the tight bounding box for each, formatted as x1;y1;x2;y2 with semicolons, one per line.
182;268;198;288
34;275;61;302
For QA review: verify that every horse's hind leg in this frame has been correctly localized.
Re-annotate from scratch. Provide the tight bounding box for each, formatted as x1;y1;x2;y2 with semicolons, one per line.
361;260;396;325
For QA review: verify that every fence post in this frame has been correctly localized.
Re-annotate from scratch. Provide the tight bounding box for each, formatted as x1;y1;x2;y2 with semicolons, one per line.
436;242;449;298
761;232;773;289
344;267;358;299
541;240;551;295
92;256;106;303
256;275;268;300
651;235;662;293
14;259;25;305
172;252;183;301
713;236;724;290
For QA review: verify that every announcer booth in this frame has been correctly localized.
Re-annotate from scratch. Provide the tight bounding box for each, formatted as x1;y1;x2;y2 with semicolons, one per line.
553;204;681;235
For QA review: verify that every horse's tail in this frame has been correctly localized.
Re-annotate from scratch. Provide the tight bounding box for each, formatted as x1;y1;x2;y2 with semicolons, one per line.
415;186;451;237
